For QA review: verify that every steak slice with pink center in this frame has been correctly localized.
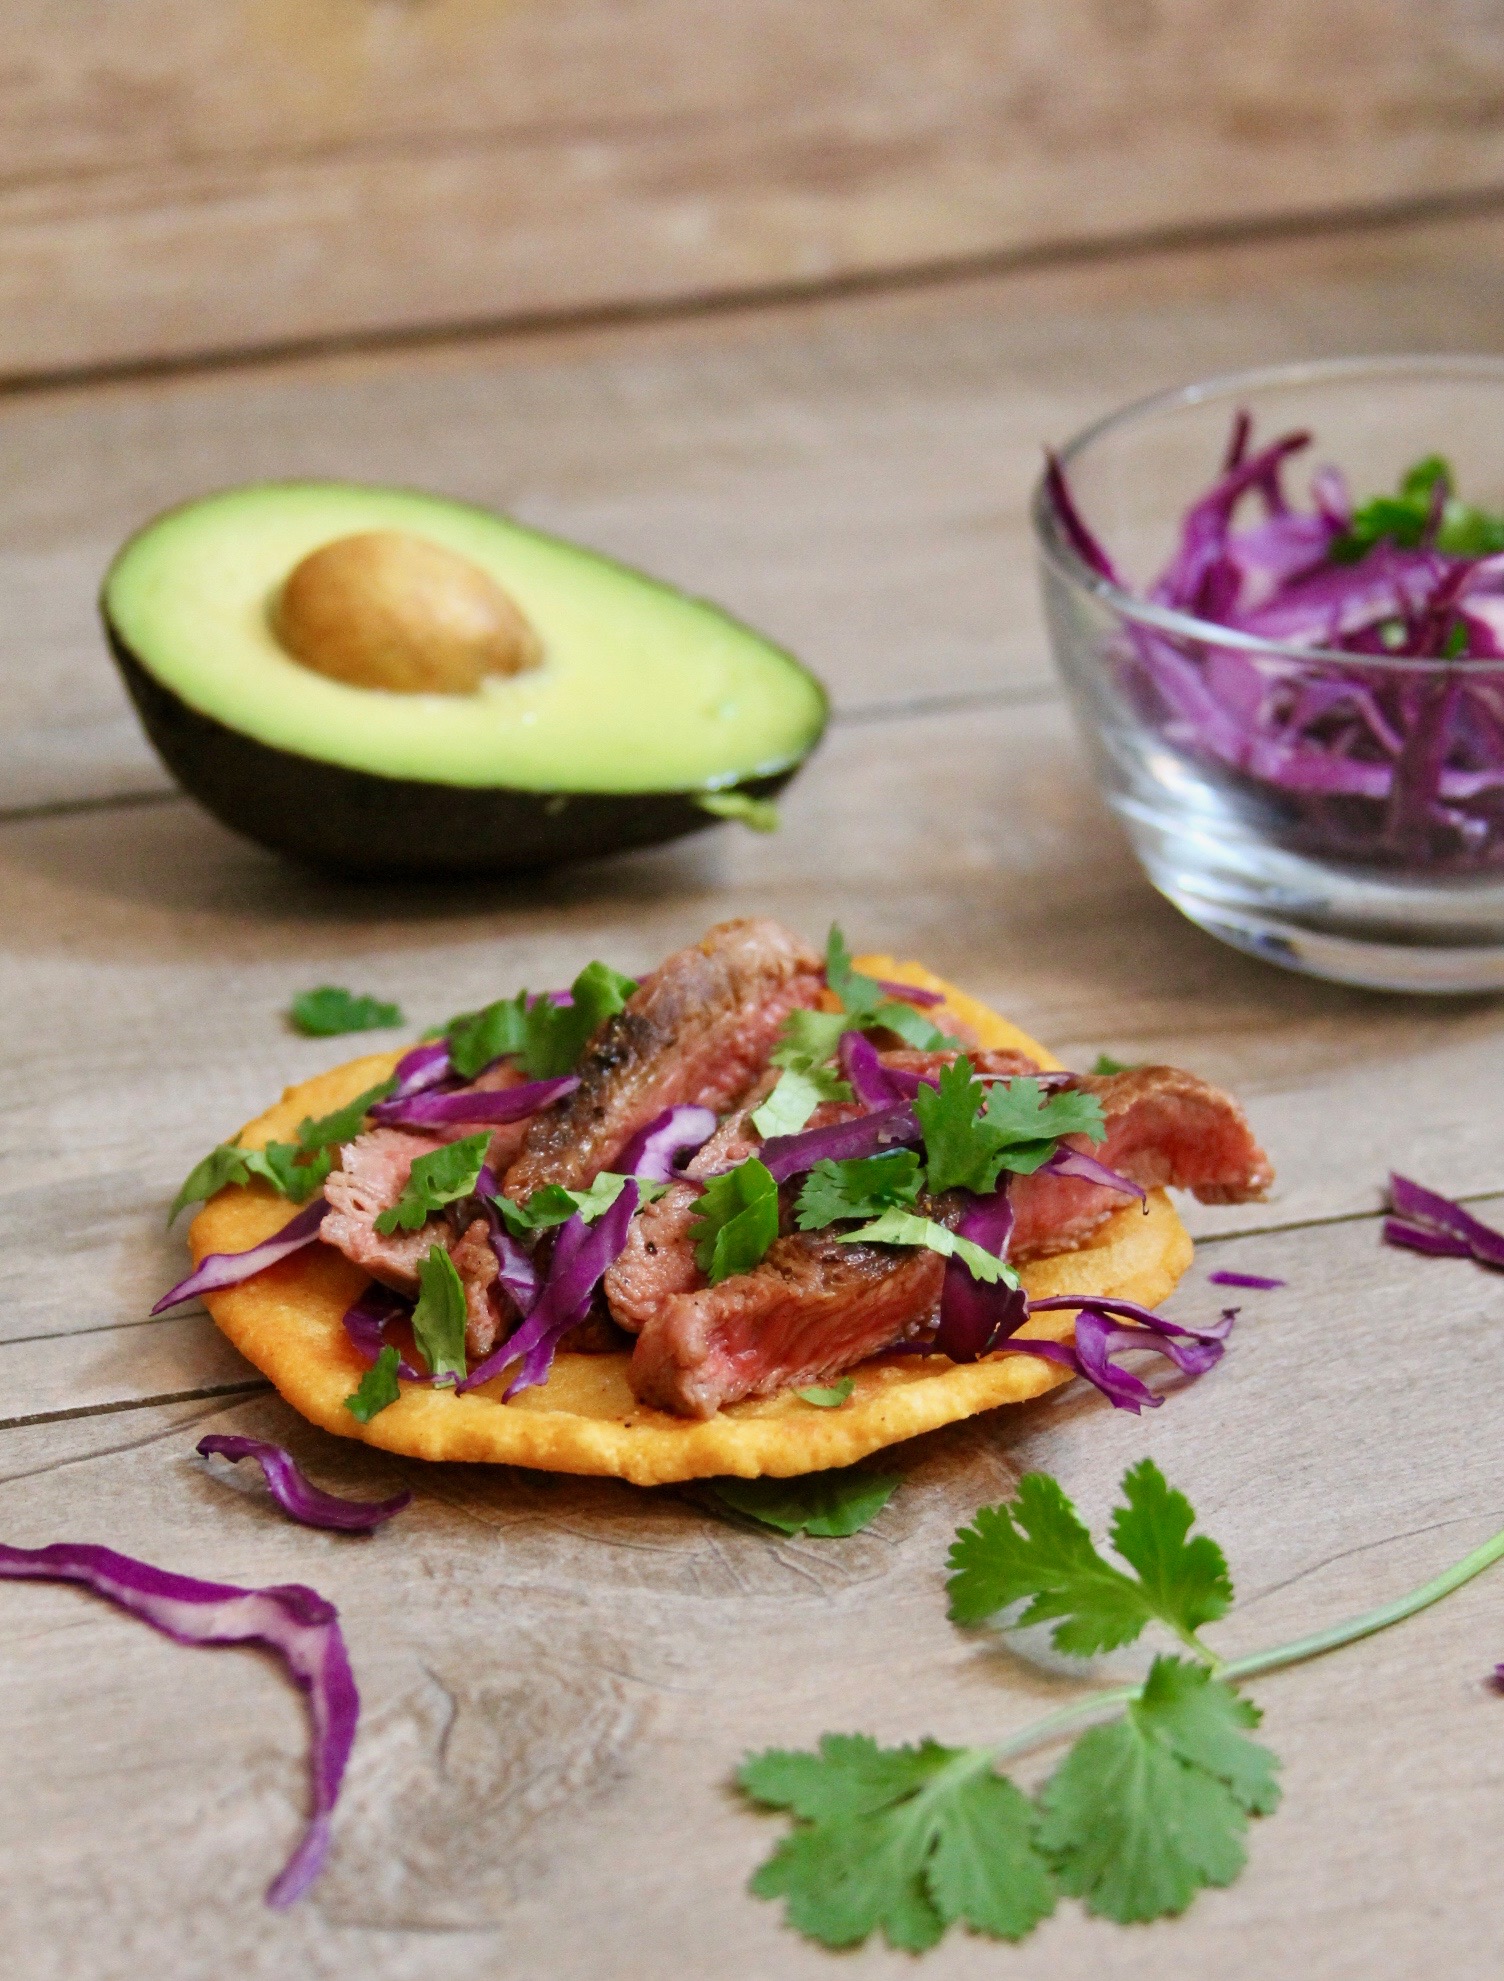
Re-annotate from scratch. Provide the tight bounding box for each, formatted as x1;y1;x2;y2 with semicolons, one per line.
621;1055;1272;1416
1009;1064;1272;1260
629;1231;948;1419
503;917;822;1199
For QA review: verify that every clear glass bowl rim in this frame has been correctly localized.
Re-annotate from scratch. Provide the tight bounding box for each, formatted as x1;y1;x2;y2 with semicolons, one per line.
1030;352;1504;675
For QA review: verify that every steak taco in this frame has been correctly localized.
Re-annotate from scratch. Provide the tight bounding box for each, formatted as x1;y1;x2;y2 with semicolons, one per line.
163;920;1272;1485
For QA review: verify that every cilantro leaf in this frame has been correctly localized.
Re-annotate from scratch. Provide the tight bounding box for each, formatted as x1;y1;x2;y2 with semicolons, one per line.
946;1473;1151;1651
912;1057;1009;1194
444;961;638;1081
840;1208;1018;1285
946;1461;1232;1655
1091;1052;1132;1075
343;1344;402;1422
770;1007;848;1073
1036;1657;1278;1923
795;1151;924;1229
797;1377;855;1407
824;925;955;1050
1108;1457;1233;1638
751;1064;853;1138
981;1078;1105;1174
240;1141;333;1202
493;1184;579;1236
169;1137;331;1221
492;1170;665;1236
915;1061;1104;1193
169;1143;252;1223
689;1158;780;1282
824;924;886;1018
295;1076;398;1154
713;1470;899;1537
445;992;530;1080
289;986;405;1037
374;1132;490;1234
410;1242;468;1383
741;1736;1055;1949
518;961;637;1079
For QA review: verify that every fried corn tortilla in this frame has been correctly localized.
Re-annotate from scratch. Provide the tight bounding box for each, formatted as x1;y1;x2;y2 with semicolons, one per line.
192;956;1193;1485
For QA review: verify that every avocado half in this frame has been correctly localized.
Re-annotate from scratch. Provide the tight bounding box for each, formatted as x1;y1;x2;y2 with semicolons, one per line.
102;483;828;877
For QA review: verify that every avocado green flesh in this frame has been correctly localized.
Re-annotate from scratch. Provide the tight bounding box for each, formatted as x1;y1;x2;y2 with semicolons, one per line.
103;483;826;794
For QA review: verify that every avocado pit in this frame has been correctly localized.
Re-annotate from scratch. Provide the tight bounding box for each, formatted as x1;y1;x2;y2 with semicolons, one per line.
273;529;543;695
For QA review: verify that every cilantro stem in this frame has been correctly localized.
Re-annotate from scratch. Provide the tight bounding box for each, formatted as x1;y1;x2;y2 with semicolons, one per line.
985;1684;1140;1767
978;1519;1504;1772
1219;1518;1504;1684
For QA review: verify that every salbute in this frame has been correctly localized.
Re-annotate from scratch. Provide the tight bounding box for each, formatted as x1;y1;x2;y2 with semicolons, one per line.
160;920;1272;1484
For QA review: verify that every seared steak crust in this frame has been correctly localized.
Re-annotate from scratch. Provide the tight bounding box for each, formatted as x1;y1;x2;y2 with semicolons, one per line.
504;918;822;1197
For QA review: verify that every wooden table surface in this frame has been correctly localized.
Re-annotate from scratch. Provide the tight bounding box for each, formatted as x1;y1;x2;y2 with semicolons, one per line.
7;204;1504;1980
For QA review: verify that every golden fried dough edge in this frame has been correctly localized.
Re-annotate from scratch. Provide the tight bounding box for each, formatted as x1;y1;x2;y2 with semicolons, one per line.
192;959;1192;1483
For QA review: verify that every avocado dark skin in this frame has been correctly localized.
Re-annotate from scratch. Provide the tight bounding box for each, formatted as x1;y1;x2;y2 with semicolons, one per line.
110;635;804;878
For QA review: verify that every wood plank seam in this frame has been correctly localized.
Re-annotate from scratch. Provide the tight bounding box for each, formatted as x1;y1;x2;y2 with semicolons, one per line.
5;179;1504;404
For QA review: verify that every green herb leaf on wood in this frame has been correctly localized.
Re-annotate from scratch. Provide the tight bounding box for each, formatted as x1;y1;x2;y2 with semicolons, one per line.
712;1471;899;1538
289;987;405;1036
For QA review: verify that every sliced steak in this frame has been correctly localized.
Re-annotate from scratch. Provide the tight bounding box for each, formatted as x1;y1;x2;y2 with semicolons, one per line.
628;1231;945;1419
503;918;822;1198
1009;1064;1272;1260
604;1073;775;1332
321;1128;449;1292
447;1215;512;1359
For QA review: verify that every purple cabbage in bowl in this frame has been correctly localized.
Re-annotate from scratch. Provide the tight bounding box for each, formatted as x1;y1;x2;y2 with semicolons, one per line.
1047;417;1504;875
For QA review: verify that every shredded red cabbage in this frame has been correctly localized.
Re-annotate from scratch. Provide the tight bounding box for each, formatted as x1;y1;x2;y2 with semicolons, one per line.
1206;1268;1286;1289
1009;1297;1236;1414
934;1189;1026;1361
152;1196;328;1313
0;1542;357;1905
457;1180;641;1397
1038;1144;1145;1198
838;1031;913;1110
871;976;946;1009
757;1103;920;1183
197;1435;411;1531
342;1282;434;1382
617;1104;718;1181
1049;420;1504;870
391;1039;451;1098
1384;1173;1504;1268
370;1073;578;1130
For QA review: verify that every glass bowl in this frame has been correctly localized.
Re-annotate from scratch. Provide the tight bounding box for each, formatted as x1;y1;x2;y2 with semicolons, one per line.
1034;355;1504;993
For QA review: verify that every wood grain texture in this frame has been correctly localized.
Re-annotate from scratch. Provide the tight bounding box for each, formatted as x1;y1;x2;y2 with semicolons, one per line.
8;0;1504;375
12;206;1504;813
3;1213;1504;1977
6;204;1504;1973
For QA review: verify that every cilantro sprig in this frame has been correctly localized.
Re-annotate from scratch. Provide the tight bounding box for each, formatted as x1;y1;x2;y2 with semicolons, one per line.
739;1457;1504;1952
916;1060;1104;1193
